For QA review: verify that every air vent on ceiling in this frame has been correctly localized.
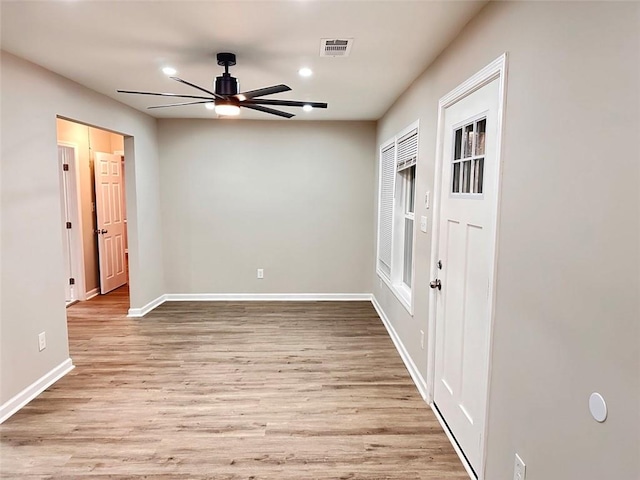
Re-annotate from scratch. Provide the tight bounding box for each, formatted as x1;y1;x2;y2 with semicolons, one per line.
320;38;353;57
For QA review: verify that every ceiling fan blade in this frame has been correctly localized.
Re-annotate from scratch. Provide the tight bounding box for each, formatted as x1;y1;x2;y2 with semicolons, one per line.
170;77;224;99
117;90;214;101
242;104;294;119
243;99;328;109
147;100;214;109
237;84;291;100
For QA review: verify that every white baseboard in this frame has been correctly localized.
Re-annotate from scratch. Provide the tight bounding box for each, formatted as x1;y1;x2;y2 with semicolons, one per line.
430;403;476;480
127;293;372;317
85;288;100;300
127;294;167;317
0;358;74;424
370;295;428;401
165;293;372;302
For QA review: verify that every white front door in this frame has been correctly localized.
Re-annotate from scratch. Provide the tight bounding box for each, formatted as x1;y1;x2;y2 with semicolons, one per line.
94;152;127;294
432;77;500;474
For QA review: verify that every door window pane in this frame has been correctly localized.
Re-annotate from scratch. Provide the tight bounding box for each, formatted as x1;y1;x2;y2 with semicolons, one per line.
452;162;461;193
475;119;486;156
454;128;462;160
463;160;471;193
473;158;484;194
463;124;474;158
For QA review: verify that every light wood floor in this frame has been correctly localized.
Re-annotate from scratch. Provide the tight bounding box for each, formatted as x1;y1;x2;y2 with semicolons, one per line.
1;287;468;479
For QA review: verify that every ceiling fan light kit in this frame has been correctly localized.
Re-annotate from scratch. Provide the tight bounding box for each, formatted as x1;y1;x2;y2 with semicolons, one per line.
214;101;240;116
117;52;327;119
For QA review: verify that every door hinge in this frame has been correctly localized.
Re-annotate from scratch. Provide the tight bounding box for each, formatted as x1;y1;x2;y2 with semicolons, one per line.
69;278;75;285
66;221;72;229
63;163;69;171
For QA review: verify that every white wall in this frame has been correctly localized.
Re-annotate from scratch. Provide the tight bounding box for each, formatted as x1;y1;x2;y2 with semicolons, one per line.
0;52;164;406
374;2;639;479
158;119;376;295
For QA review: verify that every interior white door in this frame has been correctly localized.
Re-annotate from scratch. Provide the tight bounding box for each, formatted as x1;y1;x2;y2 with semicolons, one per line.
94;152;127;294
433;78;500;474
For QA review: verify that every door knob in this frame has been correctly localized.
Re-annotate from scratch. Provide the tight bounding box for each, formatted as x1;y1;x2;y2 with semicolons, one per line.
430;279;441;290
101;229;108;234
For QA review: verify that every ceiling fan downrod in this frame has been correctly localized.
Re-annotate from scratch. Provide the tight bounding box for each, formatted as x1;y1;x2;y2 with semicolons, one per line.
215;52;239;96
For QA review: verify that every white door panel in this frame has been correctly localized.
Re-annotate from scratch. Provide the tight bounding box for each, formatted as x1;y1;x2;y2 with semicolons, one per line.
94;152;127;294
433;78;500;473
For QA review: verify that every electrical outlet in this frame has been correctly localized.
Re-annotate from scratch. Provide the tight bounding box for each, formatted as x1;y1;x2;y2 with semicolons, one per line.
420;216;428;233
420;330;425;349
38;332;46;351
513;454;526;480
257;268;264;279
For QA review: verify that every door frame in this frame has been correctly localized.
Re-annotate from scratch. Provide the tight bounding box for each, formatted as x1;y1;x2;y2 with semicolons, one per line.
426;53;508;479
58;141;87;301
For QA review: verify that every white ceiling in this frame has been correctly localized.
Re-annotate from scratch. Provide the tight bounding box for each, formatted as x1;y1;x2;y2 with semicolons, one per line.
1;0;487;121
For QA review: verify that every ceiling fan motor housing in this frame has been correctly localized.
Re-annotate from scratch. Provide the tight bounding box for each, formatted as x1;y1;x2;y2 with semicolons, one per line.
215;73;239;96
215;52;239;97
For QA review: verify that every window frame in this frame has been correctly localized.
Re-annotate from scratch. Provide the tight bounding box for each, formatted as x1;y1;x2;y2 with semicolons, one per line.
375;120;419;315
401;164;416;289
450;112;488;200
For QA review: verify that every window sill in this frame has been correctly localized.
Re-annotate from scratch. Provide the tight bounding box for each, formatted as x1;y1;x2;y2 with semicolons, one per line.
377;270;413;315
392;283;413;315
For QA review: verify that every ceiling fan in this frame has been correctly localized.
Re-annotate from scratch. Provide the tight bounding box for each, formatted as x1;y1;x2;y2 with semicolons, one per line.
117;52;328;119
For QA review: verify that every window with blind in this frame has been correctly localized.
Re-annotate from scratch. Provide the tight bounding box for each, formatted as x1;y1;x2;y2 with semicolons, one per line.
396;129;417;292
376;122;419;313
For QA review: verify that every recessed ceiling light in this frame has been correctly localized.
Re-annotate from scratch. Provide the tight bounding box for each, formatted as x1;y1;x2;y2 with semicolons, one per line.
205;103;215;110
298;67;313;77
303;104;313;112
162;66;177;76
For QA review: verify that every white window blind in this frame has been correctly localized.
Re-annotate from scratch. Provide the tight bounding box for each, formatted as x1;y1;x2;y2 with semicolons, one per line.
378;143;395;276
396;129;418;172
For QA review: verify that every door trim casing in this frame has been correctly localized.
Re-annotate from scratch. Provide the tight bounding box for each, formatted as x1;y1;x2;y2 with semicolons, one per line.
426;53;508;480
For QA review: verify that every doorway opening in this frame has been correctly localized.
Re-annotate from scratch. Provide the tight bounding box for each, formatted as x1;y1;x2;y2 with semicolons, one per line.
56;118;129;303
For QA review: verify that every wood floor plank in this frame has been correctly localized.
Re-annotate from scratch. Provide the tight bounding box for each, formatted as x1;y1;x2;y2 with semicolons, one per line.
0;286;468;479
